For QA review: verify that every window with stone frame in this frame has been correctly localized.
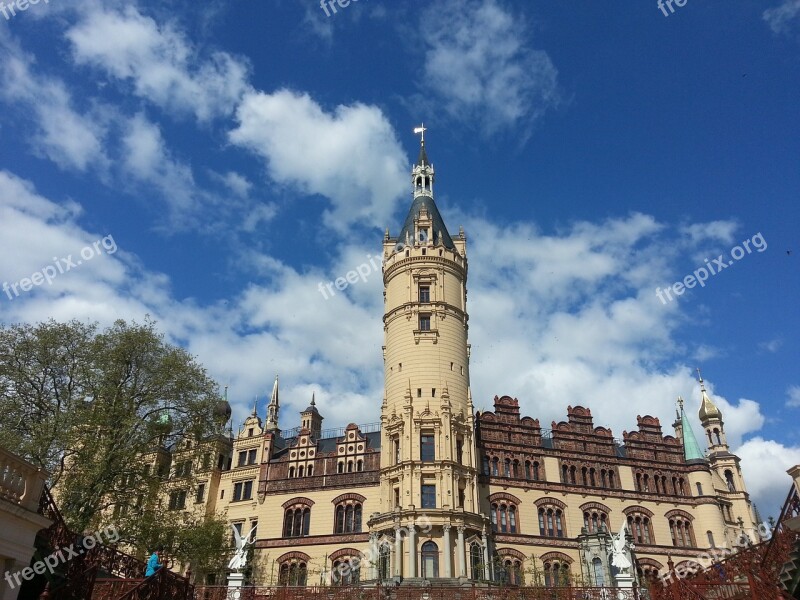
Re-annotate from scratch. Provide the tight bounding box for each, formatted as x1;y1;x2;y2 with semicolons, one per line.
330;549;362;586
490;494;520;534
282;498;313;538
278;555;308;586
541;553;572;587
333;494;364;534
667;510;696;548
525;459;542;481
581;502;610;534
625;507;655;545
536;499;567;538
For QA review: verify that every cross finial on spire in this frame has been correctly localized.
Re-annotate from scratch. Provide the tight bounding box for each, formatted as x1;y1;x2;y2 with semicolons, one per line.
413;123;426;144
696;367;707;392
677;396;684;411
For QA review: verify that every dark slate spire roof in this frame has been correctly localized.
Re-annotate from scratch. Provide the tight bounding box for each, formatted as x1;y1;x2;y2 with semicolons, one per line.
397;195;456;250
417;143;430;167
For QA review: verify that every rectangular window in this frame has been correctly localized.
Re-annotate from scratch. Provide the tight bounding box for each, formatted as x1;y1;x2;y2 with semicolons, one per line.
168;491;186;510
419;286;430;303
458;487;465;508
421;484;436;509
421;434;435;462
248;449;257;465
202;453;211;469
195;483;206;504
233;480;254;501
393;437;401;465
419;315;431;331
456;438;464;464
394;488;401;508
237;451;247;467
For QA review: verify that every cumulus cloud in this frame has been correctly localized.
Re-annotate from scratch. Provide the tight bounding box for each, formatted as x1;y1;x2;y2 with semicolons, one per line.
736;437;800;517
229;89;408;231
788;385;800;408
66;5;250;122
417;0;560;138
763;0;800;35
0;35;109;172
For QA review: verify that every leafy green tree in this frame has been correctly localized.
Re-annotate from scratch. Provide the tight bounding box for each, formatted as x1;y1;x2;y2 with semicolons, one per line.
0;318;225;540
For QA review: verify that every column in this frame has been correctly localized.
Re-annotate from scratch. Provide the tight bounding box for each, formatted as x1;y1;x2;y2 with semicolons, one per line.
457;526;466;577
394;527;403;577
443;525;453;577
369;533;378;581
481;532;490;581
408;522;417;578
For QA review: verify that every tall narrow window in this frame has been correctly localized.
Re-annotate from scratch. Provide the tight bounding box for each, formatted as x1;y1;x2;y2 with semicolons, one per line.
419;315;431;331
456;438;464;464
394;437;401;465
421;434;435;462
421;484;436;509
419;285;430;303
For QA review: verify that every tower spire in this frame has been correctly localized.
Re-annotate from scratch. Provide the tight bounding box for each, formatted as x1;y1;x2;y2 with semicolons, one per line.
677;396;704;461
265;374;280;432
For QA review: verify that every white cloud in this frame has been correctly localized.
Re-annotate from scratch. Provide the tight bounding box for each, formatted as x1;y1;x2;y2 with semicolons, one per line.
0;35;109;172
759;338;783;353
736;437;800;517
788;385;800;408
120;113;200;219
229;89;408;231
418;0;560;138
66;5;250;122
763;0;800;35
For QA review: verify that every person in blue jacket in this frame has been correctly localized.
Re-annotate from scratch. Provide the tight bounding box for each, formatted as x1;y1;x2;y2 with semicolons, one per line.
145;546;164;577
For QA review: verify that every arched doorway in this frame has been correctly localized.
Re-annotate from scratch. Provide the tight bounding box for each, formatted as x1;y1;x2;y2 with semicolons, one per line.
421;541;439;578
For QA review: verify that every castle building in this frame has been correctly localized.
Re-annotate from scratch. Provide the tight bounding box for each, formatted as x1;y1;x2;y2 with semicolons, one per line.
173;137;758;589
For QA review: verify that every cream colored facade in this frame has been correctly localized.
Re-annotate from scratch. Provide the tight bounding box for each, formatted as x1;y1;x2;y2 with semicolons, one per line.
157;140;760;588
0;447;51;600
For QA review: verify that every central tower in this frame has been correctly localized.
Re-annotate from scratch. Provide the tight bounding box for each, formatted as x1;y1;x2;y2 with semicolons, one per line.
368;132;489;582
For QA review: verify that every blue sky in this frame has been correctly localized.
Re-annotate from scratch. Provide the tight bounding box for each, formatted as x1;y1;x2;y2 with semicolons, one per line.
0;0;798;515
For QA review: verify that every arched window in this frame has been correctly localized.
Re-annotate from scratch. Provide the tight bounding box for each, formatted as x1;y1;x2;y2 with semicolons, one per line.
288;466;295;478
538;506;565;538
491;502;519;533
378;545;390;580
500;558;522;585
583;509;608;534
347;461;353;473
470;542;483;580
627;513;653;545
707;530;715;547
356;460;363;472
307;465;313;476
504;458;511;477
278;560;307;586
512;460;520;478
569;466;577;484
696;482;703;496
724;470;736;492
421;541;438;578
298;465;304;477
331;556;361;585
525;460;532;480
592;557;605;586
543;560;570;587
608;470;615;488
713;428;722;445
589;468;597;487
334;499;363;534
492;457;499;476
337;462;344;474
283;504;311;538
669;517;695;548
483;456;490;476
533;461;540;481
581;467;588;486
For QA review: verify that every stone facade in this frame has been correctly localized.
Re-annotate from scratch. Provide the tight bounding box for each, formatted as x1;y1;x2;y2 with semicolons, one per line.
158;140;758;589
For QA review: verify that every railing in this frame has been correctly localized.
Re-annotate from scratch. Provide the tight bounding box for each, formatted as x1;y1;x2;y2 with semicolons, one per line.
280;423;381;442
0;445;48;511
34;486;194;600
192;586;641;600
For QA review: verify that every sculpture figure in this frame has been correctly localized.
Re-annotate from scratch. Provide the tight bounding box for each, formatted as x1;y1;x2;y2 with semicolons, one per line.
228;524;257;572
